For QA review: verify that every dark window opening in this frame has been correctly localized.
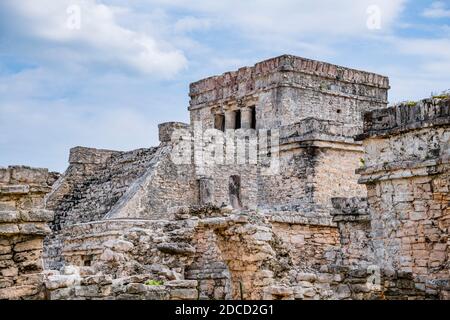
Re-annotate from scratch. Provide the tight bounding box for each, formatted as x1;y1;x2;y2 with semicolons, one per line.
229;175;242;209
82;255;93;266
267;129;272;157
250;106;256;129
235;110;241;129
214;113;225;131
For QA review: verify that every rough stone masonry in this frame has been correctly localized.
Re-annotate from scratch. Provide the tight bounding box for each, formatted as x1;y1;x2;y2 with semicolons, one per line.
0;55;448;300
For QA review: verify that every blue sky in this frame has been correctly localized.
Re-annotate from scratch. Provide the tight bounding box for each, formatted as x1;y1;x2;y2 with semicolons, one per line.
0;0;449;172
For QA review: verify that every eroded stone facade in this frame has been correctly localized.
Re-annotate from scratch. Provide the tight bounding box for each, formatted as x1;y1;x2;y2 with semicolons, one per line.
0;166;58;299
0;55;448;300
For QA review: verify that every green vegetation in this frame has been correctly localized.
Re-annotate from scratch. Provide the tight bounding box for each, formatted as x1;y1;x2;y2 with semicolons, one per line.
405;101;417;107
432;94;449;100
430;90;449;100
145;279;164;286
359;158;366;167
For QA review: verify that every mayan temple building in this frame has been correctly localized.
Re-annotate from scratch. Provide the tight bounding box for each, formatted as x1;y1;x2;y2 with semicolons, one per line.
0;55;448;300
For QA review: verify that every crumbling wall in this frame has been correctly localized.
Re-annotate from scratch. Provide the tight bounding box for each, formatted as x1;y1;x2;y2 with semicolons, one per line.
331;197;372;268
271;222;339;270
186;228;232;300
46;146;158;228
44;146;158;270
45;269;199;300
261;96;449;301
199;213;278;300
0;166;56;299
42;205;288;300
356;96;450;299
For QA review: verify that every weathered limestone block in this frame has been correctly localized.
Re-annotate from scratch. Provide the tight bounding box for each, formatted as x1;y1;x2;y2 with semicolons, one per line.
157;243;196;255
68;146;119;165
46;274;81;290
0;166;55;300
104;239;134;253
158;122;190;143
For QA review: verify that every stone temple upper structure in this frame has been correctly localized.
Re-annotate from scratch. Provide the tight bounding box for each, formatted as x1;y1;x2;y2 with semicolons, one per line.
187;55;389;217
0;55;448;300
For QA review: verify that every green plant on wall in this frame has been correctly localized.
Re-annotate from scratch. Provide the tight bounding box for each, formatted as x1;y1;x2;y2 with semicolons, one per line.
145;279;164;286
432;94;449;100
430;90;449;100
359;157;366;167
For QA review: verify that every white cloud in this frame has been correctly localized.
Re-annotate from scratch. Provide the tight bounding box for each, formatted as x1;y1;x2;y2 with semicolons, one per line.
423;1;450;18
148;0;406;37
174;16;212;33
378;36;450;103
393;37;450;54
0;96;162;172
393;37;450;71
1;0;187;77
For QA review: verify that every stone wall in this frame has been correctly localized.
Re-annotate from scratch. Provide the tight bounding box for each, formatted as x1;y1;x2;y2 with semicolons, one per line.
331;197;372;268
46;146;158;228
186;228;232;300
45;269;199;300
356;96;450;298
271;222;339;270
44;146;159;270
39;206;284;300
105;144;200;220
0;166;56;299
257;121;365;218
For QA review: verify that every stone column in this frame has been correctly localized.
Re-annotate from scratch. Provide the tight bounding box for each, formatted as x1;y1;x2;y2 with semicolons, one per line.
240;107;253;129
225;109;236;130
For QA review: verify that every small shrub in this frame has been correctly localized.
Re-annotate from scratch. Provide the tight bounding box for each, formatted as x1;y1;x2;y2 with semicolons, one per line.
432;94;449;100
359;158;366;167
145;279;164;286
405;101;417;107
431;90;450;100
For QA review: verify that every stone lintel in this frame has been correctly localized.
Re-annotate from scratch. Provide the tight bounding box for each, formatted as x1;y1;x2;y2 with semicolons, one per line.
188;83;388;111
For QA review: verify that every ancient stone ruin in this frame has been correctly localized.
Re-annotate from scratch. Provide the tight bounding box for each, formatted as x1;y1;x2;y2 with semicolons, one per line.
1;55;448;300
